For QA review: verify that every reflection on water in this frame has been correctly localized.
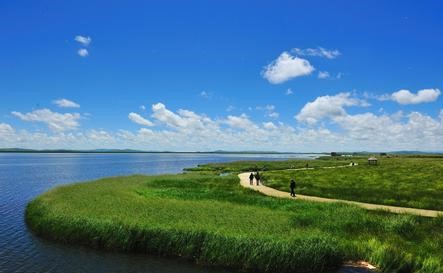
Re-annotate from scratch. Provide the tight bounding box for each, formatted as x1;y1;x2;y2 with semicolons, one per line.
0;153;316;273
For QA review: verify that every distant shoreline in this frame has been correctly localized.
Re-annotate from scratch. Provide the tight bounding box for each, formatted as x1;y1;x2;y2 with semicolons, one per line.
0;148;325;155
1;148;442;155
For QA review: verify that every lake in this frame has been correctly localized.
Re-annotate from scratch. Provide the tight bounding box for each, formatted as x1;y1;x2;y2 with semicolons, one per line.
0;153;317;273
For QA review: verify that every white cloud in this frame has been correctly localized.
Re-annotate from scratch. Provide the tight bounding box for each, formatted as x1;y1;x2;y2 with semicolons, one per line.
2;103;443;152
87;130;114;143
78;48;89;57
140;105;146;111
262;52;314;84
318;71;330;79
128;112;154;127
0;123;15;140
53;98;80;108
224;114;257;130
75;35;91;46
296;93;367;125
152;103;187;128
151;103;216;132
262;121;277;130
391;88;440;105
285;88;293;95
292;47;341;59
11;109;81;132
256;105;279;119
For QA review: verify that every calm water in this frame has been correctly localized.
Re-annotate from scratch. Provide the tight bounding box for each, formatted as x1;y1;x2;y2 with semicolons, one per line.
0;153;317;273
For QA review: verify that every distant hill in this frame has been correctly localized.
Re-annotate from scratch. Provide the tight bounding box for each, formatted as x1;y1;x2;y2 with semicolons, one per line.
389;150;443;155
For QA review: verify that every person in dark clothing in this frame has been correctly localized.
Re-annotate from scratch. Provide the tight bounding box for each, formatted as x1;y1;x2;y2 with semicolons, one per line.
255;172;261;186
249;173;254;185
290;179;296;197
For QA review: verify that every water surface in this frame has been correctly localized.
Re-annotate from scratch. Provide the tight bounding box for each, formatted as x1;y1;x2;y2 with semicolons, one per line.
0;153;316;273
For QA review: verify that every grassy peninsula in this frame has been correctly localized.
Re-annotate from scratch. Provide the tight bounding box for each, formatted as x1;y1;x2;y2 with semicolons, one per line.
26;156;443;273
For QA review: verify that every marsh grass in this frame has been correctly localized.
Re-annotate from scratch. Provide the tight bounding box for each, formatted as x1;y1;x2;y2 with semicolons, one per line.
27;170;443;273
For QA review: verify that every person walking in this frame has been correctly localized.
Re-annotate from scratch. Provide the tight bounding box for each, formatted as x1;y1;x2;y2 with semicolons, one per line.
249;172;254;185
290;179;296;197
255;172;261;186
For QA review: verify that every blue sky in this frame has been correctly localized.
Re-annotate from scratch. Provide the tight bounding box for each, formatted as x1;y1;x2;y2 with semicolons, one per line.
1;1;442;152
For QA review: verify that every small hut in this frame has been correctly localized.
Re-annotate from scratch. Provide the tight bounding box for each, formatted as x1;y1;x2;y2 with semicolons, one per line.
368;157;378;165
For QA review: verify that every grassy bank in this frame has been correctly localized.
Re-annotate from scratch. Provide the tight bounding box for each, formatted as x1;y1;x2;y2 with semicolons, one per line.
190;156;443;211
262;157;443;210
26;172;443;273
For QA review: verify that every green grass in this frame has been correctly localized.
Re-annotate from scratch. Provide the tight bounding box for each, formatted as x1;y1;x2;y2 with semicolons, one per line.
261;157;443;210
184;157;355;173
26;172;443;273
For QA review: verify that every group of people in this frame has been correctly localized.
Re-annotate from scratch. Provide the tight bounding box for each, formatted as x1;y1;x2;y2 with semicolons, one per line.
248;172;261;186
248;171;297;198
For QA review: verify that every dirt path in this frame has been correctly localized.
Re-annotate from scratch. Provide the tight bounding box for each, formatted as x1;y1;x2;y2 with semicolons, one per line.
239;165;442;218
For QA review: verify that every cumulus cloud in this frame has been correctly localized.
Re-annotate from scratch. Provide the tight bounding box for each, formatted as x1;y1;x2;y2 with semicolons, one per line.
391;88;440;105
262;52;314;84
151;103;188;128
224;114;257;130
87;130;114;143
151;103;216;132
53;98;80;108
296;93;367;125
2;103;443;152
0;123;15;140
77;48;89;57
262;121;278;130
292;47;341;59
128;112;154;126
75;35;91;46
11;109;81;132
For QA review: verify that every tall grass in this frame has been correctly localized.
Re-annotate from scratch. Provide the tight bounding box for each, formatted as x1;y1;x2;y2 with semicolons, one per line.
26;172;443;273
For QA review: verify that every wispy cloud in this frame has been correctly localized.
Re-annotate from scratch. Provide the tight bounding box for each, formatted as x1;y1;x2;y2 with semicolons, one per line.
75;35;91;46
53;98;80;108
318;71;330;79
75;35;91;57
128;112;154;126
292;47;341;59
200;91;212;99
256;105;279;119
226;105;235;112
285;88;293;95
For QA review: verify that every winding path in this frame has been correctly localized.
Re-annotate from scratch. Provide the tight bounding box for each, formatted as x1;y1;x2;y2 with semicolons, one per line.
238;165;442;218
